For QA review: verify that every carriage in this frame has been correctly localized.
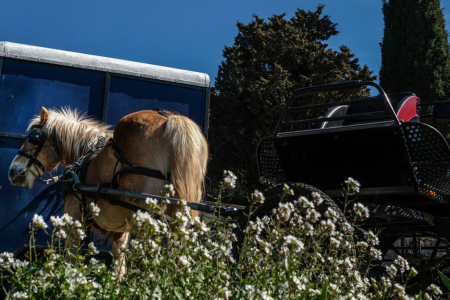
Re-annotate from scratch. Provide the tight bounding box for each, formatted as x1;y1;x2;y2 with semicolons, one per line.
256;80;450;293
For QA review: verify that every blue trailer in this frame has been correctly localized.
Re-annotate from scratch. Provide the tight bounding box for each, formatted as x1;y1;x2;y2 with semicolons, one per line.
0;42;210;252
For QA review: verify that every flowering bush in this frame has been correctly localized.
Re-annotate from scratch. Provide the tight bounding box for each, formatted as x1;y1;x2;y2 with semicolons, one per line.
0;174;443;299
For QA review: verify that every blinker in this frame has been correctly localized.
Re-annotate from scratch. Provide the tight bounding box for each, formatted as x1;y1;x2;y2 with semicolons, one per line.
28;129;44;145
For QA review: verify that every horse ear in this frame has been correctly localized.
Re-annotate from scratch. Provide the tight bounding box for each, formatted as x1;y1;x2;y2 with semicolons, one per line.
40;107;49;125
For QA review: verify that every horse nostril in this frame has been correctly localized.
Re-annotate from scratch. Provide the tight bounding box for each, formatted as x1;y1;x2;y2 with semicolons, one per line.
9;168;17;179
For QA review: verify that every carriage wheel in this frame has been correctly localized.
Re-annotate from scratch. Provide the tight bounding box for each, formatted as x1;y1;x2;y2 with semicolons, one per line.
233;182;351;259
368;217;450;296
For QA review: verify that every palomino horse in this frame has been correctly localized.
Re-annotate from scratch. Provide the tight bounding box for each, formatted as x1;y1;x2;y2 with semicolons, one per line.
8;107;208;275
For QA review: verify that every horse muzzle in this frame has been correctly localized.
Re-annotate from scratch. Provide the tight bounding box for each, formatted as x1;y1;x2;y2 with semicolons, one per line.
8;164;27;187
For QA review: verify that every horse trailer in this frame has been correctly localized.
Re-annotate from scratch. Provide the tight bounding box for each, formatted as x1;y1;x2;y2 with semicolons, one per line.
0;41;210;252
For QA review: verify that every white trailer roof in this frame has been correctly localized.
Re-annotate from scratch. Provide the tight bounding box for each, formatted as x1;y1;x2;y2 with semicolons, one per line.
0;41;210;88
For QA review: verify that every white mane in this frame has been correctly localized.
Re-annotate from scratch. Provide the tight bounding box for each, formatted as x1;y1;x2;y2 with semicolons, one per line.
28;108;112;161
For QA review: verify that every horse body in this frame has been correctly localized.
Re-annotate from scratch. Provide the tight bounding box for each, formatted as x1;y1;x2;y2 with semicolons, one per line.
8;107;208;277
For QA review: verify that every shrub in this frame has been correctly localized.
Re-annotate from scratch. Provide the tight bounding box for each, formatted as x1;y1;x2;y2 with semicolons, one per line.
0;176;442;299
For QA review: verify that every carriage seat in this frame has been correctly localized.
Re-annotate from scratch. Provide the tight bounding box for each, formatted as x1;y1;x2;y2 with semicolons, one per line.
311;93;420;130
341;93;420;124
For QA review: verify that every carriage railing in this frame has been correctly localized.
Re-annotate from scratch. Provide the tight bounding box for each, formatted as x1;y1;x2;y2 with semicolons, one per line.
273;81;400;136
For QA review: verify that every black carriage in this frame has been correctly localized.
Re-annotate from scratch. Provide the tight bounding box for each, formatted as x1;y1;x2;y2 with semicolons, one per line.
256;80;450;293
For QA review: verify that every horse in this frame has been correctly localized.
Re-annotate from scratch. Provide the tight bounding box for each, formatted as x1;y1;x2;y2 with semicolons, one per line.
8;107;209;276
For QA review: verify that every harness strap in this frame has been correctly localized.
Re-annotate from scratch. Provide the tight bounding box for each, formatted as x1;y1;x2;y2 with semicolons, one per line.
112;167;170;189
17;150;46;174
109;138;135;167
152;108;179;117
108;138;170;189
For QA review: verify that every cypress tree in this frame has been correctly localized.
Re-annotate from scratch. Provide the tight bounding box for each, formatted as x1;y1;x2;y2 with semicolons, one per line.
380;0;450;103
208;5;376;193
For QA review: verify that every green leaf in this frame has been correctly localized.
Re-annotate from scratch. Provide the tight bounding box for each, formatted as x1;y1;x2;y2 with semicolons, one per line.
438;270;450;290
299;288;309;300
314;264;322;272
317;282;328;300
276;226;281;233
416;291;422;300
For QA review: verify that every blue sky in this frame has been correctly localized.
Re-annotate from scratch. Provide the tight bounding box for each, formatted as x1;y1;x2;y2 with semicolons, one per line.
1;0;450;88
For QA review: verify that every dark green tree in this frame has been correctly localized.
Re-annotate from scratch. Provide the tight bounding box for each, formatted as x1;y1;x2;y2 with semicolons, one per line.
208;5;376;193
380;0;450;102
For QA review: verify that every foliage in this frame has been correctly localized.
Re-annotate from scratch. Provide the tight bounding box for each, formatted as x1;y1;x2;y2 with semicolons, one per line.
379;0;450;103
438;270;450;292
0;177;442;299
208;5;376;192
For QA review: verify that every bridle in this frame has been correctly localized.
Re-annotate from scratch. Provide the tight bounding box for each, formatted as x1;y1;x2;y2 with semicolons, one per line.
14;125;60;181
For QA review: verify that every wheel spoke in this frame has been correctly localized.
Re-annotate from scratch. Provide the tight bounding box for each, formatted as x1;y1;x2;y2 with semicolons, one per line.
438;261;450;272
413;233;418;256
419;252;450;271
430;239;441;260
389;245;403;257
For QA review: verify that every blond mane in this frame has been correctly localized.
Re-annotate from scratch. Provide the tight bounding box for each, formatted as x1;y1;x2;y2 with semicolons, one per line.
28;108;112;162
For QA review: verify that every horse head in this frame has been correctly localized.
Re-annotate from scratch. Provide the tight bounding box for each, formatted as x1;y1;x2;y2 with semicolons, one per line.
9;107;61;188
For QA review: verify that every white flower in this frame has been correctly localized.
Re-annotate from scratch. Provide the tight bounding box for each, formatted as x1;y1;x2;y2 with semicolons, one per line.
251;190;265;204
0;252;14;269
62;213;73;225
311;191;323;205
345;177;360;193
353;203;369;219
357;241;368;249
306;209;321;223
324;207;338;223
410;267;418;277
223;170;237;189
50;216;65;227
394;256;410;273
194;218;210;235
145;197;158;207
386;264;397;277
74;220;82;228
178;255;191;267
76;228;86;240
164;184;175;197
258;290;273;300
320;219;335;232
427;284;442;296
367;231;379;246
369;247;382;260
330;237;340;248
283;235;304;253
278;202;294;222
89;203;101;217
130;240;143;250
88;242;99;255
342;222;354;234
12;291;28;299
32;214;47;229
283;184;294;196
393;283;404;293
299;197;314;209
56;229;67;239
